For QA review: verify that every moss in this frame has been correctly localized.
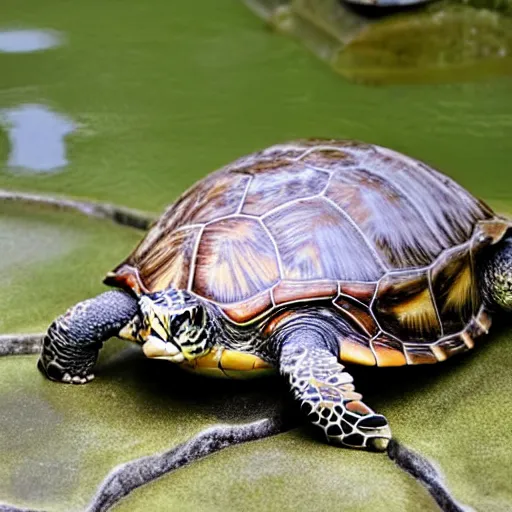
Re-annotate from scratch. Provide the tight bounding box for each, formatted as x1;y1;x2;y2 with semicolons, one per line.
246;0;512;84
1;0;512;509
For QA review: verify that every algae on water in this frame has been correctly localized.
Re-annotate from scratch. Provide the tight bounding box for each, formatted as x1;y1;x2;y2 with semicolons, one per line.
244;0;512;83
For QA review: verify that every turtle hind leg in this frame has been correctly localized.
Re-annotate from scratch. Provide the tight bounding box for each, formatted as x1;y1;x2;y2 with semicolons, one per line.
275;320;391;451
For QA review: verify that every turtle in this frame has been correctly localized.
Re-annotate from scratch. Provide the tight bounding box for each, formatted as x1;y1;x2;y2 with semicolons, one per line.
33;138;512;455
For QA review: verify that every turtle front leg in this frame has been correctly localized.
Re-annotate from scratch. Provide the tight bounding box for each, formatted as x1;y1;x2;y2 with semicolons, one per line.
38;290;139;384
276;320;391;451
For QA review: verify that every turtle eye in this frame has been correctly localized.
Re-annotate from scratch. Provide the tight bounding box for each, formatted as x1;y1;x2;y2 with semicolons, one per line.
170;309;191;337
169;306;207;342
192;306;205;329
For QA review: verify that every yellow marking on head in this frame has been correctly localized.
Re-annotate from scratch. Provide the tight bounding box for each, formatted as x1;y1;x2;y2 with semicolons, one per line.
443;264;475;313
392;289;438;333
139;297;171;342
150;310;170;340
118;319;139;342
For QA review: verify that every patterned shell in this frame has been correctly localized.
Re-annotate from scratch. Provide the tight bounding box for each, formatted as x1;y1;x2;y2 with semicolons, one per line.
106;140;511;366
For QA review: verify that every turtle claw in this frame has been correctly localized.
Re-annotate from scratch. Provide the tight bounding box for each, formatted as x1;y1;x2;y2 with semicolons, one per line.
310;402;392;451
67;373;94;385
38;359;94;384
38;355;95;384
367;436;390;452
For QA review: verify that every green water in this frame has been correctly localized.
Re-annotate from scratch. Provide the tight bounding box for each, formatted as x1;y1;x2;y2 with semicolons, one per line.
1;0;512;511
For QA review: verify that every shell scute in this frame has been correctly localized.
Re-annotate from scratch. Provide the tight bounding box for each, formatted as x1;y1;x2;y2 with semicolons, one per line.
373;269;441;343
371;335;407;367
241;164;328;216
473;218;511;247
338;338;376;366
431;244;478;336
106;140;508;364
358;145;493;250
338;282;377;306
264;197;383;282
467;307;492;337
273;280;338;305
324;169;444;268
433;336;470;361
192;217;280;304
110;227;200;294
299;147;359;170
220;289;274;324
104;264;146;295
160;172;250;232
402;344;438;365
180;347;274;379
333;295;378;338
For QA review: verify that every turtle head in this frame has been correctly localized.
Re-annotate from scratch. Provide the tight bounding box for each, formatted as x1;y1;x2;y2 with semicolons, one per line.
480;236;512;311
134;289;215;362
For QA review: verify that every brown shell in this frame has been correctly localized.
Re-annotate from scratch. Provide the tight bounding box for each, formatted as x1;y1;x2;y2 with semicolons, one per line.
105;140;510;366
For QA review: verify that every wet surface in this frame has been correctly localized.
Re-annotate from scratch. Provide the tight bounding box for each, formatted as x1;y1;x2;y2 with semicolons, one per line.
0;29;61;53
1;104;76;173
245;0;512;85
0;0;511;510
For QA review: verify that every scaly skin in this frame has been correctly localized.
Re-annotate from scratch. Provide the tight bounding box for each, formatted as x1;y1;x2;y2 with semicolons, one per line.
38;290;139;383
479;237;512;310
273;309;392;451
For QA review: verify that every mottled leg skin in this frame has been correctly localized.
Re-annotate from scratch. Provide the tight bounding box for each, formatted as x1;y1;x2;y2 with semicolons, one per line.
0;188;155;230
38;290;139;384
276;319;391;451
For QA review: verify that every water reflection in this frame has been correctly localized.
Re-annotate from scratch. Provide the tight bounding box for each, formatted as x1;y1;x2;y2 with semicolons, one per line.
0;104;76;173
0;29;61;53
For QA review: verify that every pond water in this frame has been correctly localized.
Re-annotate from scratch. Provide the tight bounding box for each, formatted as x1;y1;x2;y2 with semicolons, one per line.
0;0;511;511
0;29;61;53
1;104;76;172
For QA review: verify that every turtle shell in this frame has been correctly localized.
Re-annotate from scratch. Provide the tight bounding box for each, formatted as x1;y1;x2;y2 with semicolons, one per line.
105;139;510;367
